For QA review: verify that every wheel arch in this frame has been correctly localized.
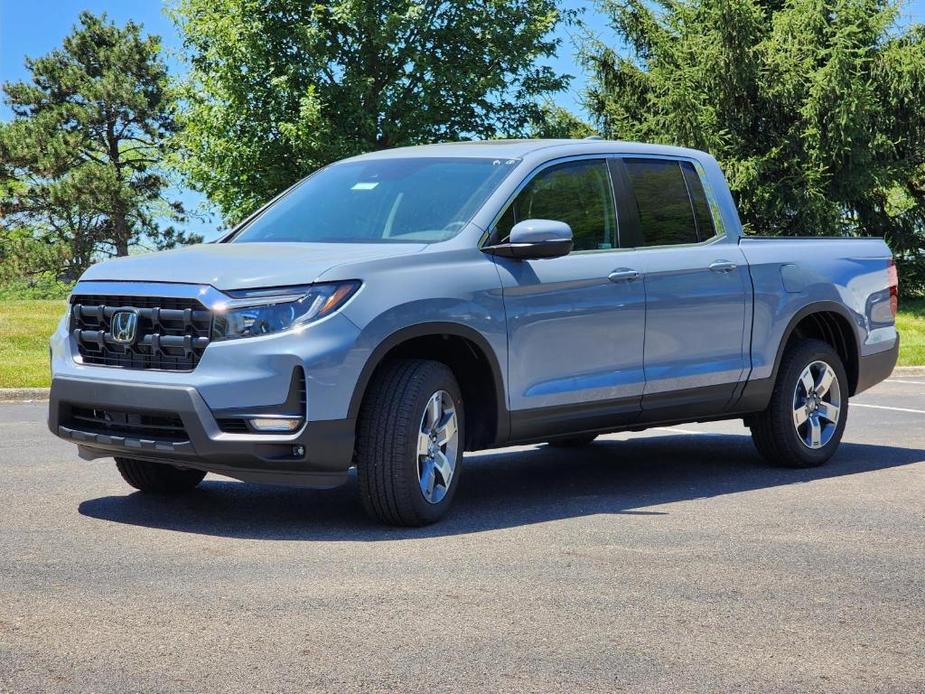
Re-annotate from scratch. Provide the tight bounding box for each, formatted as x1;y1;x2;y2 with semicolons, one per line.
770;301;861;396
348;322;509;449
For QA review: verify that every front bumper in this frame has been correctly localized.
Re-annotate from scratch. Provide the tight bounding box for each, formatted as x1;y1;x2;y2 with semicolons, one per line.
49;376;355;488
48;280;369;487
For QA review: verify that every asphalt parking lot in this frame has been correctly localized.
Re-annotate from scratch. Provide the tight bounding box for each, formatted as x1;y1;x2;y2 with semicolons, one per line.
1;379;923;693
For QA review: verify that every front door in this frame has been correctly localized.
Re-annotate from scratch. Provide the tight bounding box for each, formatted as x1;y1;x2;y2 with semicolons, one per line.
490;158;647;440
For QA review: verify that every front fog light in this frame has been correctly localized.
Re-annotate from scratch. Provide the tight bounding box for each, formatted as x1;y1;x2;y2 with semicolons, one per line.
248;417;303;432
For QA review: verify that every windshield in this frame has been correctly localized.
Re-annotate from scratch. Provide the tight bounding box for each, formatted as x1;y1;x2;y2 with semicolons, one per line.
231;157;519;244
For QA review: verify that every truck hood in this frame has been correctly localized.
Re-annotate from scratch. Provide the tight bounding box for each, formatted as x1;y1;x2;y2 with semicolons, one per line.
79;242;427;291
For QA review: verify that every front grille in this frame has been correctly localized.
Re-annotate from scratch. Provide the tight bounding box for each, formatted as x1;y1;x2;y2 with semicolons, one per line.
66;405;189;443
70;294;213;371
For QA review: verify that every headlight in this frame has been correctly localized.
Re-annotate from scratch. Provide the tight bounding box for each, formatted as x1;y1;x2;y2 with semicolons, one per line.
212;281;360;341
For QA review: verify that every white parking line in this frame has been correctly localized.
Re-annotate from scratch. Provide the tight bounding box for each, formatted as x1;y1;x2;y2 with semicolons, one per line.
852;403;925;415
885;379;925;385
652;426;708;435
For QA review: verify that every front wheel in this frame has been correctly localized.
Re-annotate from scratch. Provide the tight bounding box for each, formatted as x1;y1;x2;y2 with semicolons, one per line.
356;359;464;526
749;338;849;468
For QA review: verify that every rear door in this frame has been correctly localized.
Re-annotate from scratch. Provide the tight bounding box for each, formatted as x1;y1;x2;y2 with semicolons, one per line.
613;157;751;417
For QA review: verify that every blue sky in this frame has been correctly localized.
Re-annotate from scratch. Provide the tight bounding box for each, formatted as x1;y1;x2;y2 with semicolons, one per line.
2;0;923;237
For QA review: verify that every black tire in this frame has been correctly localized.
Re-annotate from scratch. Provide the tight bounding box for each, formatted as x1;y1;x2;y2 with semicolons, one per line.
115;457;206;493
356;359;465;526
547;434;598;448
749;338;849;468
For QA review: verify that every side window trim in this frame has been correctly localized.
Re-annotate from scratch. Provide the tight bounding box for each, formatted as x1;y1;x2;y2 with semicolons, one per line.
614;155;726;250
482;155;623;252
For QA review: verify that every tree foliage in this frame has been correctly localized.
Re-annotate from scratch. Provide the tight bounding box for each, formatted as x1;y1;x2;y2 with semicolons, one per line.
0;11;198;280
171;0;573;223
0;227;74;298
584;0;925;292
529;102;598;138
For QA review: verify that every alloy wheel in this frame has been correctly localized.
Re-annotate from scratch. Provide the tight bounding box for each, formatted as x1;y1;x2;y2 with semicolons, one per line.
417;390;459;504
792;359;842;449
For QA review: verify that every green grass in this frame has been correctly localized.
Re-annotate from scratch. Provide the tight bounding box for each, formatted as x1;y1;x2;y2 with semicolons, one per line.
896;297;925;366
1;297;924;389
0;300;66;388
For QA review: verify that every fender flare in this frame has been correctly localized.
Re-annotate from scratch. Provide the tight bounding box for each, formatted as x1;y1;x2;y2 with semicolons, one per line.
768;300;861;392
346;321;510;444
737;300;862;412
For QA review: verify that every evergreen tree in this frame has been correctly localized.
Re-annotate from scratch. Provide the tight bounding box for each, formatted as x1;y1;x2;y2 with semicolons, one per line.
584;0;925;292
0;11;198;278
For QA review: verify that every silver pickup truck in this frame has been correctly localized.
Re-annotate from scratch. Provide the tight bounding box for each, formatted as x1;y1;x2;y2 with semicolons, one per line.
48;139;899;526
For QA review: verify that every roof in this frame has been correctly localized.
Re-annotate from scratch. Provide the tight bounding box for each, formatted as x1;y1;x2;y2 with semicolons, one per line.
343;139;707;162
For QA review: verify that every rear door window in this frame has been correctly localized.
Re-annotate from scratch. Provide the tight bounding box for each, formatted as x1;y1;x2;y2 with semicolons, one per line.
622;158;698;246
620;158;717;247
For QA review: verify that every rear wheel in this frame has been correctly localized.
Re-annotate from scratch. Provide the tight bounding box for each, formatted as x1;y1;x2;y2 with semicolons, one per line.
749;338;848;468
115;458;206;493
547;434;598;448
356;359;464;526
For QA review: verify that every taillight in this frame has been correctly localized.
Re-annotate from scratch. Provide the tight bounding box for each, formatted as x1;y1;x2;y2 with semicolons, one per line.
888;258;899;318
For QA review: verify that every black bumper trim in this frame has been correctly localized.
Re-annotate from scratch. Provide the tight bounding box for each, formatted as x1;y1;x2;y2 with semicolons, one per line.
855;337;899;395
49;377;355;488
60;425;194;454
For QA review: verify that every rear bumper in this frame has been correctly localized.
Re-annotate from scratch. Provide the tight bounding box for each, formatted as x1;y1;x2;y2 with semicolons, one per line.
855;336;900;395
48;377;355;488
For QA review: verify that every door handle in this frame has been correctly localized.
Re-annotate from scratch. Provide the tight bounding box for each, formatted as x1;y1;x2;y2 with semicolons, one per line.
709;260;737;273
608;268;640;283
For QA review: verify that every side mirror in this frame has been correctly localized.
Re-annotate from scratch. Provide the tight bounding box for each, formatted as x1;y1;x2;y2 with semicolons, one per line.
483;219;573;260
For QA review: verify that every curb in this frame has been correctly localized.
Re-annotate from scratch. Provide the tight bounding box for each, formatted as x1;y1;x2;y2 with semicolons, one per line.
2;366;924;403
892;365;925;377
0;388;50;402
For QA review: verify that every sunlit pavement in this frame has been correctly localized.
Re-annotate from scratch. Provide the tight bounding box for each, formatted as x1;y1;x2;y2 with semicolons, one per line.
1;379;923;692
